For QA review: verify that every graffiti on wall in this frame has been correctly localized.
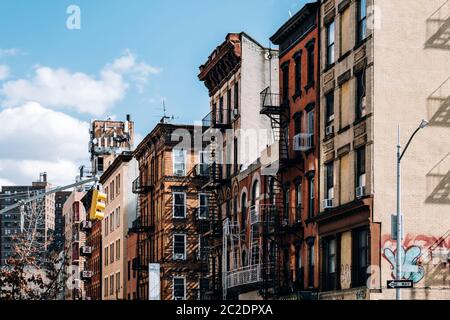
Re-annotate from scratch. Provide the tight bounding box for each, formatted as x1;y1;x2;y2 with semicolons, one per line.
382;233;450;283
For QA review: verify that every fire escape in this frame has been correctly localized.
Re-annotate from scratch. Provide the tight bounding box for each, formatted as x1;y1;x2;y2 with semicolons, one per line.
131;175;154;300
259;87;306;297
426;0;450;50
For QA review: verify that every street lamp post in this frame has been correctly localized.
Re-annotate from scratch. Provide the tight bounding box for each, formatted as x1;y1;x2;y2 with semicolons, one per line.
395;119;428;301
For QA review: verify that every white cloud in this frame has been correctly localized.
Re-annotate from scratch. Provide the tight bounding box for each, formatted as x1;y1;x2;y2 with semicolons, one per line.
0;177;15;188
0;64;10;80
0;48;21;58
1;50;161;116
0;102;89;186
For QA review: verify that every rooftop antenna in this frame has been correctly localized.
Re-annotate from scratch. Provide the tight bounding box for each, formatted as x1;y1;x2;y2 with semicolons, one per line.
288;10;293;18
158;99;178;124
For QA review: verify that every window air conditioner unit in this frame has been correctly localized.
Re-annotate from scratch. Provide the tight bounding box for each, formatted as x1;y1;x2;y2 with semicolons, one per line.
325;125;334;135
174;297;184;301
175;169;184;176
356;186;365;198
323;199;333;209
174;253;185;260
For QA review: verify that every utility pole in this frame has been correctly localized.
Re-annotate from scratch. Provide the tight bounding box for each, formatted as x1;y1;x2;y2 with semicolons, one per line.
395;120;428;300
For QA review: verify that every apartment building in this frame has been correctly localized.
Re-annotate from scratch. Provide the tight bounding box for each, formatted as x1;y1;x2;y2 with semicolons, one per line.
100;152;138;300
51;191;70;253
198;32;280;300
133;123;209;300
63;190;87;300
0;173;55;266
269;2;321;297
83;115;135;300
317;0;450;300
125;231;138;300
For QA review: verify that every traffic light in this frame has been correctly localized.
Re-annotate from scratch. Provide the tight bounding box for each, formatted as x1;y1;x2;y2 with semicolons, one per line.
89;189;107;220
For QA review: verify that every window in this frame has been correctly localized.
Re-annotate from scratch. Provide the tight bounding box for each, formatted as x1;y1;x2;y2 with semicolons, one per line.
356;70;366;119
198;151;210;176
295;183;302;222
306;42;315;86
227;89;232;123
110;212;114;232
357;0;367;43
219;96;224;124
233;137;239;174
116;272;120;295
173;277;186;300
104;247;108;266
251;180;259;206
340;7;351;54
110;275;114;295
282;63;290;104
116;174;120;196
104;277;108;297
356;147;366;190
199;194;208;219
110;181;115;201
326;162;334;200
327;21;335;65
324;238;338;291
233;195;238;222
325;92;334;124
307;109;314;146
283;188;289;223
308;177;315;218
116;207;120;228
308;242;315;288
353;228;369;287
173;192;186;218
127;261;131;281
110;243;114;263
116;239;120;260
295;246;303;289
173;149;186;176
294;53;302;95
173;234;186;260
241;193;247;230
234;81;239;111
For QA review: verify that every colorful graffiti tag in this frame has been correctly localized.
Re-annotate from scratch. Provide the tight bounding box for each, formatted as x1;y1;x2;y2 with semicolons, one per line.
381;233;450;283
383;246;425;283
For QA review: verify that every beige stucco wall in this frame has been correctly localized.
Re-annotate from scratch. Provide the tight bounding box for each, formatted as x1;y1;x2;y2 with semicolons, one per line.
372;0;450;299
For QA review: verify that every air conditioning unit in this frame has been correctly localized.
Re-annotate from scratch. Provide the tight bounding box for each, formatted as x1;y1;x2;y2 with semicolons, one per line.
323;199;334;209
81;271;93;279
325;125;334;136
174;296;184;301
293;133;313;151
175;169;185;176
356;186;365;198
232;109;240;118
174;253;185;261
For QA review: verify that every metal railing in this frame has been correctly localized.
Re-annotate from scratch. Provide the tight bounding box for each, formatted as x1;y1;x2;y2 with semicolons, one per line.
260;87;284;114
132;176;153;194
225;264;263;289
293;133;314;152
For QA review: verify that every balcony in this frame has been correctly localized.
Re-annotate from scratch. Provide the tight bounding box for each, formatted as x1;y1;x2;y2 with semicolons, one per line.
80;246;93;256
225;264;263;290
132;176;153;194
80;220;92;232
202;108;232;130
425;0;450;50
260;87;285;115
249;204;276;225
208;163;232;185
293;133;314;152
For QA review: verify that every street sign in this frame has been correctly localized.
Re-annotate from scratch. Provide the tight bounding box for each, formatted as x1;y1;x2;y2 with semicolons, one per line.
387;280;413;289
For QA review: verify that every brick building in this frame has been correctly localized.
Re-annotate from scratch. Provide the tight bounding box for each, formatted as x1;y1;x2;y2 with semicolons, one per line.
133;122;210;300
269;2;321;297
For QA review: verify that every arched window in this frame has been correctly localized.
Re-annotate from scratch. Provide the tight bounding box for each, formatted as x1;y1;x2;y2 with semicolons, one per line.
251;180;259;206
241;192;247;230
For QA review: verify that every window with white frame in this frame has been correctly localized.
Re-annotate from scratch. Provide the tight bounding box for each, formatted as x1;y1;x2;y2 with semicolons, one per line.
173;149;186;176
173;234;186;260
173;277;186;300
116;207;120;228
199;194;208;219
327;21;335;65
173;192;186;218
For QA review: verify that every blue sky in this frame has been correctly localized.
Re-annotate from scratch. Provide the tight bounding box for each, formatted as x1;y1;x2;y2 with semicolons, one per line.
0;0;312;186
